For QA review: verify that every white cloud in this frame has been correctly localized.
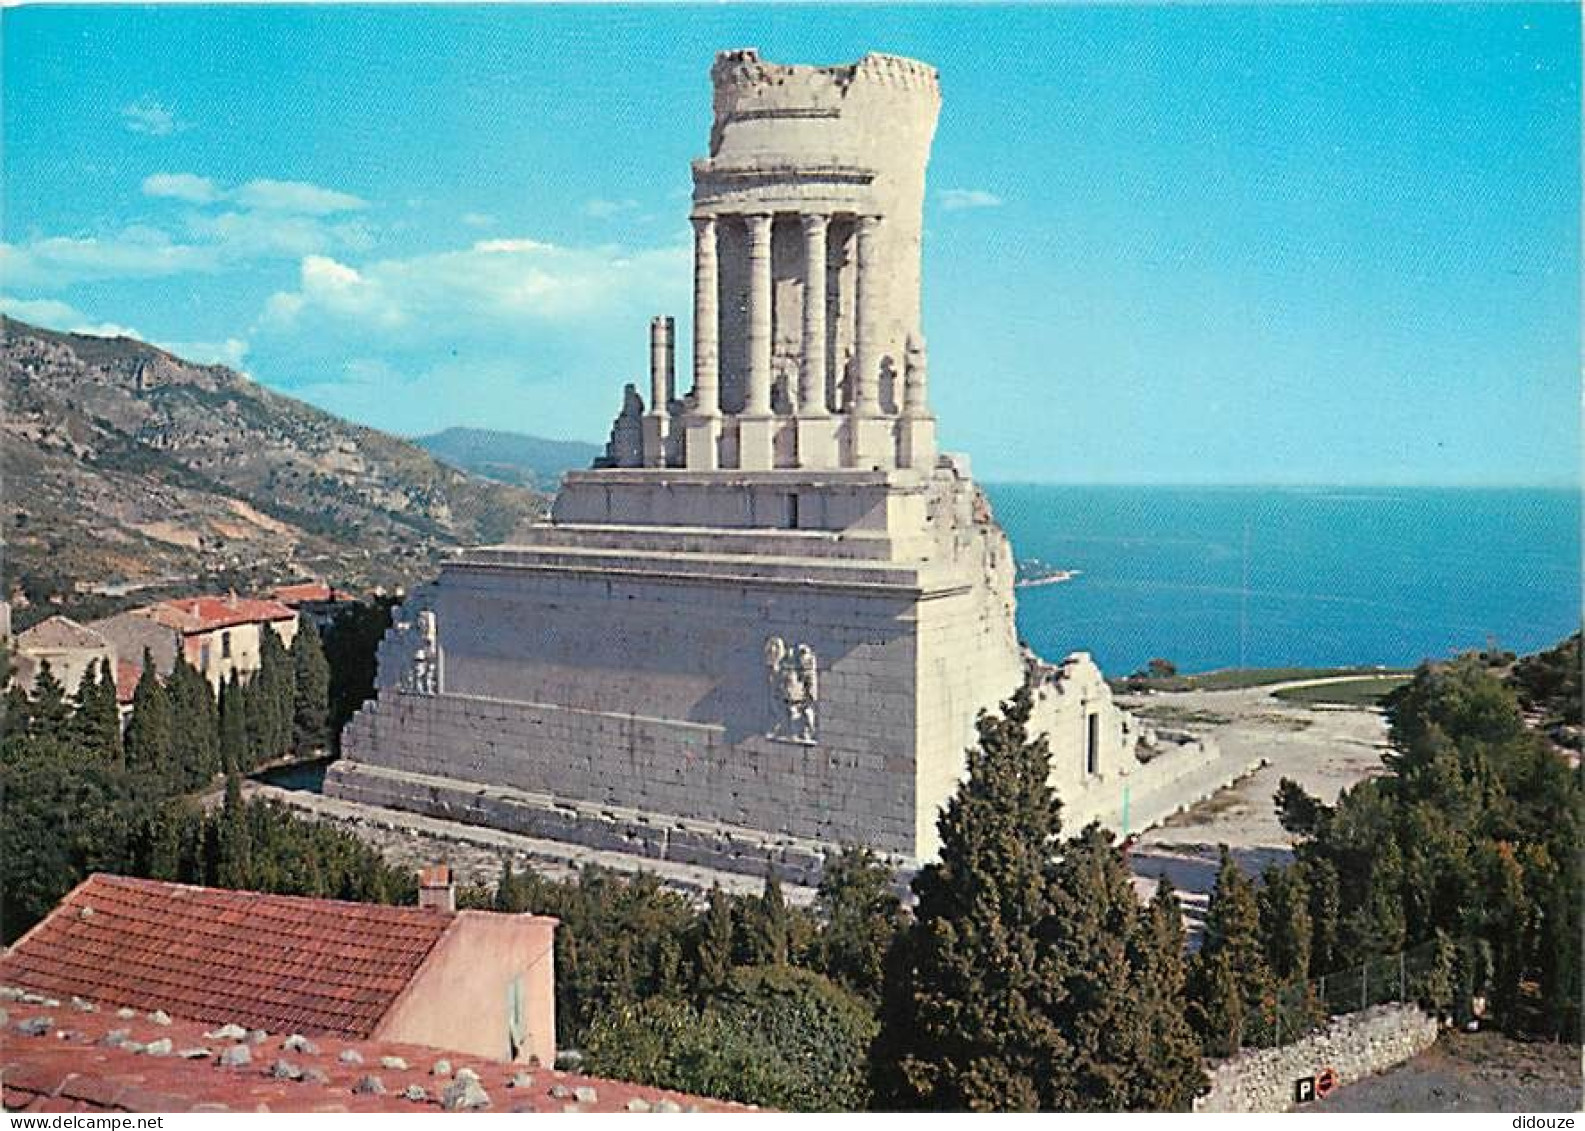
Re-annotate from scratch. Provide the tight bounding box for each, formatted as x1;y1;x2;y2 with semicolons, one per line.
121;98;188;136
142;173;221;204
156;337;250;369
5;174;373;288
939;188;1005;211
0;228;218;289
461;212;496;229
0;295;142;340
584;198;639;220
233;179;366;215
259;235;689;341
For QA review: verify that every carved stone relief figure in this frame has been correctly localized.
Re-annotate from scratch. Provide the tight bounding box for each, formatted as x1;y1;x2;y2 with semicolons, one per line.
764;635;819;743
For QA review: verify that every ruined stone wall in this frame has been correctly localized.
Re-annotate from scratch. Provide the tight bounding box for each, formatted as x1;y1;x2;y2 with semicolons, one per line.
1194;1005;1440;1114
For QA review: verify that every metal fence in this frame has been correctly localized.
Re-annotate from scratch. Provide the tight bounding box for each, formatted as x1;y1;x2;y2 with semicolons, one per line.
1262;935;1481;1049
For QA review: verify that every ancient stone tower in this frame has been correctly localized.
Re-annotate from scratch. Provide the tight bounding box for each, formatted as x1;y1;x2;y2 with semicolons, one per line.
330;51;1227;884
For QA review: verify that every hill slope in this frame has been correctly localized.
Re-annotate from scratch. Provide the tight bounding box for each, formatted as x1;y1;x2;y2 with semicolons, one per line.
413;426;599;490
3;318;546;617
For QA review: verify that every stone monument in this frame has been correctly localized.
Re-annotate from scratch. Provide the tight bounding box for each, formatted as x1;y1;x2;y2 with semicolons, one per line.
329;50;1232;884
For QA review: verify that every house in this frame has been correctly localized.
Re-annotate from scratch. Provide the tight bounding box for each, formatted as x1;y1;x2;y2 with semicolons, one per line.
271;582;360;630
11;616;115;697
0;870;746;1115
89;595;299;691
0;870;551;1066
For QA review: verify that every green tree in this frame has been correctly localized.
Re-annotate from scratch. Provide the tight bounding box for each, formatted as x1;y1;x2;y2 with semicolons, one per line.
583;965;877;1112
737;870;791;967
1127;879;1206;1110
872;686;1069;1111
290;618;332;754
493;856;528;913
219;672;248;778
812;845;903;1008
1258;863;1313;985
321;598;396;741
167;656;219;790
27;660;70;741
67;659;123;764
1188;847;1276;1054
256;624;296;761
215;768;253;890
690;885;736;1000
124;653;174;777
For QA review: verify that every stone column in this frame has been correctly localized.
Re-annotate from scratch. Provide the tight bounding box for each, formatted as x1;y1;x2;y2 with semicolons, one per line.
691;216;720;416
685;216;721;470
744;213;774;417
897;332;937;470
851;214;882;417
643;316;672;468
799;214;829;416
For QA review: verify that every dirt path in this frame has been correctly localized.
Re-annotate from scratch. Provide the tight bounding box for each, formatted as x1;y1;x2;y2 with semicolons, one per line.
1122;680;1392;911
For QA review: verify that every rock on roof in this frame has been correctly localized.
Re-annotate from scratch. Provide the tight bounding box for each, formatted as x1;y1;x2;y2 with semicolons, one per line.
0;875;455;1039
272;583;357;606
0;988;752;1114
14;616;110;652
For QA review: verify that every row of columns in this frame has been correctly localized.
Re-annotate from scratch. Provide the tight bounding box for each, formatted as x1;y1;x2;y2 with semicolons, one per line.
689;211;884;421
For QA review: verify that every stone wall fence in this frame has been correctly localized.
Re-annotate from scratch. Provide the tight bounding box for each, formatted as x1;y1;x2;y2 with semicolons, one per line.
1194;1004;1439;1113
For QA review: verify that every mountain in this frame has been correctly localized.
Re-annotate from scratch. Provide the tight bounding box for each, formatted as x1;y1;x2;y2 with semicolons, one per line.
413;427;600;490
2;318;547;620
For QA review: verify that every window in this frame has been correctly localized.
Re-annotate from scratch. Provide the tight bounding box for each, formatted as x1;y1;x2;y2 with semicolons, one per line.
786;493;800;529
1085;712;1099;775
221;631;232;660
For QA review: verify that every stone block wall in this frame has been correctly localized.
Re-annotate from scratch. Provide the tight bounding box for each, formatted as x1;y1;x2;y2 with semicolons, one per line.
1194;1004;1439;1113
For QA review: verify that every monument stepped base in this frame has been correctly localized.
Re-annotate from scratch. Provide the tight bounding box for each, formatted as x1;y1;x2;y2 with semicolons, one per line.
324;760;900;889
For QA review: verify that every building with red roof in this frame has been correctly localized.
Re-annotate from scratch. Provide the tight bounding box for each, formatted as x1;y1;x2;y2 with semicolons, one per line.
90;594;299;691
0;872;554;1066
0;871;751;1115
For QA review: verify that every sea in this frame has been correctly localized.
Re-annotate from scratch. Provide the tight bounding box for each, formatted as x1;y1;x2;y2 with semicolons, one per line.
986;485;1581;676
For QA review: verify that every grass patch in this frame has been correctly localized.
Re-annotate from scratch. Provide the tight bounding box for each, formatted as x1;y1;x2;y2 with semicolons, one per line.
1272;675;1412;708
1112;665;1408;694
1131;705;1234;727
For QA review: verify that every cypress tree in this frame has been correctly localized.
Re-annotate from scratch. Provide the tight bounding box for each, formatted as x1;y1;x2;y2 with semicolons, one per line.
813;844;903;1007
3;680;33;742
1258;863;1313;986
215;768;252;890
167;656;219;790
27;660;70;741
219;673;248;778
494;856;528;913
1188;847;1276;1054
257;625;295;761
124;652;174;777
290;618;332;754
1127;878;1206;1110
68;660;122;764
1045;824;1150;1111
739;870;791;966
692;885;735;1000
872;686;1069;1111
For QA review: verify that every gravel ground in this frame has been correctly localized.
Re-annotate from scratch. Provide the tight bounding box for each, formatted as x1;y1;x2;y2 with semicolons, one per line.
1121;677;1394;917
1305;1031;1583;1113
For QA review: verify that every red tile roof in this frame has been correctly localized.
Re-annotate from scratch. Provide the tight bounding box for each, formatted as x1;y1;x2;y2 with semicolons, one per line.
0;992;751;1114
114;660;142;705
272;583;357;606
0;875;454;1039
146;596;297;635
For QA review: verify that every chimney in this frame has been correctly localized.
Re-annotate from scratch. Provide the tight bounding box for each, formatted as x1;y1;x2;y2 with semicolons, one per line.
418;865;455;913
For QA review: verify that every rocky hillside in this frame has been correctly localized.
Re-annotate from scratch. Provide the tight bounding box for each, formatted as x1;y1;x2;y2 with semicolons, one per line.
3;318;546;620
414;426;599;490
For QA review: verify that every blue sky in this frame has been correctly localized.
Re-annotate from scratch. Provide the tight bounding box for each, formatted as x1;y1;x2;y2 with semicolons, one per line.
4;3;1578;485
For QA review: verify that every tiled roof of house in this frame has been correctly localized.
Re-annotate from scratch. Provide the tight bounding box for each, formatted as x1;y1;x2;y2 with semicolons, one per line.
15;616;109;652
272;583;357;606
113;659;142;705
0;990;752;1114
0;875;455;1039
146;596;298;635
